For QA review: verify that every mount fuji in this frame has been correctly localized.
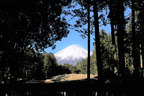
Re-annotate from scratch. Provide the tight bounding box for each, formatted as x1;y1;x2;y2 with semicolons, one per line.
54;45;89;66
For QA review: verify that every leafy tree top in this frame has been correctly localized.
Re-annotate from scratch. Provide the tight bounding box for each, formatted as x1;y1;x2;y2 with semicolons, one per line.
0;0;72;52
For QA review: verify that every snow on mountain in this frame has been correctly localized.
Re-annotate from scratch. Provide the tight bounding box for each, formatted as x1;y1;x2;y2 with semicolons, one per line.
54;45;89;66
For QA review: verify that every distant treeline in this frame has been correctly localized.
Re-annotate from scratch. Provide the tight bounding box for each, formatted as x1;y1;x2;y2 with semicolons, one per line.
19;52;74;80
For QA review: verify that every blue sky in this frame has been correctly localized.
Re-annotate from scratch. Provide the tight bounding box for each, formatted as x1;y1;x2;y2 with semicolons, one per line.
45;5;111;54
45;3;131;54
45;24;111;54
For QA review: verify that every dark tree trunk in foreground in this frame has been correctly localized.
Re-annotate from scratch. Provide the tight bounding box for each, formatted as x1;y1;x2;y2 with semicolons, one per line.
109;0;115;45
93;0;103;81
117;1;126;79
108;0;117;75
132;0;140;78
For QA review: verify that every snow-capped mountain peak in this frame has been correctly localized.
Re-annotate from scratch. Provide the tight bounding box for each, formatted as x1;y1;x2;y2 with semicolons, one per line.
54;44;88;65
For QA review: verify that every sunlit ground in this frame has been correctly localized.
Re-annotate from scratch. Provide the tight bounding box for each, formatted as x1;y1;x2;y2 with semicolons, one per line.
44;74;97;83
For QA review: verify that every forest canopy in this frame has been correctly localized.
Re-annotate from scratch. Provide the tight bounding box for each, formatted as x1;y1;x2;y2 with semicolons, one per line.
0;0;72;83
0;0;144;85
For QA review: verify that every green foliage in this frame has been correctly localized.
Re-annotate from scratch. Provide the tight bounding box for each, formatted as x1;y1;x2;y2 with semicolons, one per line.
124;10;144;75
76;52;97;75
76;29;117;76
43;53;71;78
15;47;45;80
99;29;115;70
65;0;144;80
0;0;71;83
33;53;45;80
124;16;134;74
62;64;77;73
43;53;58;78
1;0;144;84
76;59;87;74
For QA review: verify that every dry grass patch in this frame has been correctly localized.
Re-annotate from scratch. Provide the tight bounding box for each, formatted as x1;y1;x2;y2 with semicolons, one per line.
44;74;97;83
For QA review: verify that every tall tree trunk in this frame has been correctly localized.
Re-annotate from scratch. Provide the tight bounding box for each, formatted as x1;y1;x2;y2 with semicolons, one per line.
109;0;117;75
132;0;140;78
87;0;90;81
109;0;115;45
117;1;126;79
93;0;103;81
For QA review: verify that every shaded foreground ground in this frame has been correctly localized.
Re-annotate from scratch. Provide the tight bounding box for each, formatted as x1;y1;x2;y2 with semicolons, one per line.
0;74;144;96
